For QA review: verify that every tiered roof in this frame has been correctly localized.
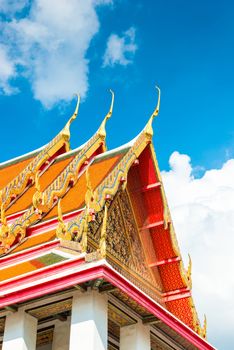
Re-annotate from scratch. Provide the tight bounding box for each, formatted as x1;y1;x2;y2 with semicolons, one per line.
0;89;213;349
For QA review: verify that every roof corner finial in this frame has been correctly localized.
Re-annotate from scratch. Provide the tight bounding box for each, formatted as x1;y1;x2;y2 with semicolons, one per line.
35;170;41;193
56;198;68;239
0;203;7;228
187;253;192;286
99;204;108;258
81;205;89;252
62;93;81;141
144;85;161;138
84;166;100;212
32;170;45;210
202;315;207;339
0;203;9;239
98;89;114;140
199;314;207;339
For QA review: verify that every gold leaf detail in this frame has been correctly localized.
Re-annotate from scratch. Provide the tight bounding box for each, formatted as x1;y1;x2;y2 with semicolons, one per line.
98;89;114;140
99;204;108;258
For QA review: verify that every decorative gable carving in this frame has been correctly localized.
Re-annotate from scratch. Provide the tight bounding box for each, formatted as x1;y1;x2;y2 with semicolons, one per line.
88;190;163;303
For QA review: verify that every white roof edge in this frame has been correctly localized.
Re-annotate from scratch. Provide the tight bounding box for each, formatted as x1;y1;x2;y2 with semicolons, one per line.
0;129;140;169
0;144;46;168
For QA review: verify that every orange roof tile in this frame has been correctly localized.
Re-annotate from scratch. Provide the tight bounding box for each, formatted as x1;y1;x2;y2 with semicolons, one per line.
0;157;34;189
6;156;73;216
0;251;66;282
12;230;56;254
43;152;123;221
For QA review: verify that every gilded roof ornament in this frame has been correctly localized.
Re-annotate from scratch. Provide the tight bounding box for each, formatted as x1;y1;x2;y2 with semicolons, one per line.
0;204;9;239
99;204;108;258
0;94;80;213
202;315;207;339
199;315;207;339
80;206;89;252
1;203;7;227
35;170;41;193
187;254;192;280
187;253;192;285
98;89;114;140
32;170;45;211
85;166;101;212
56;199;71;241
62;93;80;141
144;85;161;139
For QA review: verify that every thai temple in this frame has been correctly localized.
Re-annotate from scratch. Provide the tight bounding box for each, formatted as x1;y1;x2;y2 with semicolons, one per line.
0;89;215;350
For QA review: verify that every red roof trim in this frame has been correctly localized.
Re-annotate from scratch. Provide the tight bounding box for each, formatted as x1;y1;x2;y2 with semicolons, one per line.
0;261;215;350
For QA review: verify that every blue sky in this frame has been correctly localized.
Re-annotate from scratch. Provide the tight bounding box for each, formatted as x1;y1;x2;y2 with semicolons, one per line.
1;0;234;170
0;1;233;348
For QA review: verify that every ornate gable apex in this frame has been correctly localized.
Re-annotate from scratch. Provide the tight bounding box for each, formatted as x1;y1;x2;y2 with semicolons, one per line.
0;91;114;254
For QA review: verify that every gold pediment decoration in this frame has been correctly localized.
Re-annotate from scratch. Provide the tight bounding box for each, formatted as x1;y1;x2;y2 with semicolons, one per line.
87;190;162;300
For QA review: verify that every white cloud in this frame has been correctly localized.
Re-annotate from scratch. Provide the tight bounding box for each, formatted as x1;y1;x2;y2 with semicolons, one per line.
0;44;18;95
0;0;112;108
0;0;28;15
162;151;234;349
103;27;137;67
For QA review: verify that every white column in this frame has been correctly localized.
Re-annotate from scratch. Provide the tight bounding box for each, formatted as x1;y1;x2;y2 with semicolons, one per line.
120;322;151;350
3;310;37;350
69;291;108;350
52;317;71;350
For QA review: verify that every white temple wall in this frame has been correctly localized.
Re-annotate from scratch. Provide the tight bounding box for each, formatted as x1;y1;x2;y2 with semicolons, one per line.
2;310;37;350
51;317;71;350
120;321;151;350
69;290;108;350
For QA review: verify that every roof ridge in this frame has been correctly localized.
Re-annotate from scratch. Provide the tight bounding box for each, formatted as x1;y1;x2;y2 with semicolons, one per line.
0;145;45;169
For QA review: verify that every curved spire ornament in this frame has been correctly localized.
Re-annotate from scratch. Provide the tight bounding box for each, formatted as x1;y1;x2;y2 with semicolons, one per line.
145;85;161;138
98;89;115;139
62;93;81;141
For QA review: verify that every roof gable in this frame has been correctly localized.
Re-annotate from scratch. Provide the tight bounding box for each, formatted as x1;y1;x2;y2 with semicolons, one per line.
0;89;207;340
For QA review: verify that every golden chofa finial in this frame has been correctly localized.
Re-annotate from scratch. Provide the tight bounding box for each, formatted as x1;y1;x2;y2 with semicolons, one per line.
62;93;81;141
144;85;161;138
98;89;114;140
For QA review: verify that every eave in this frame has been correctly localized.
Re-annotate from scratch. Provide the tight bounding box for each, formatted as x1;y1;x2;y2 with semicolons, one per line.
0;259;215;350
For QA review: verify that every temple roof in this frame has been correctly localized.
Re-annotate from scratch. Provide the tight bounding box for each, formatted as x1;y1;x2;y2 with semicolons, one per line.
0;90;210;347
